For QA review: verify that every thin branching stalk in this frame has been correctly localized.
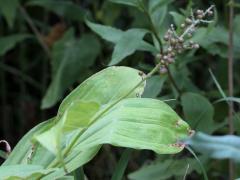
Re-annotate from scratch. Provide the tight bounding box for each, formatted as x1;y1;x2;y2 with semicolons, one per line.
180;5;215;39
137;0;164;54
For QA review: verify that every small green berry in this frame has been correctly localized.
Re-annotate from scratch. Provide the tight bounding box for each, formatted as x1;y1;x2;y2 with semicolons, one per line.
185;18;192;25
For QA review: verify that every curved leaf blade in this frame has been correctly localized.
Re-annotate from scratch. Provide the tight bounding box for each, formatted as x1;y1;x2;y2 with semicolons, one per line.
75;98;191;154
0;165;56;180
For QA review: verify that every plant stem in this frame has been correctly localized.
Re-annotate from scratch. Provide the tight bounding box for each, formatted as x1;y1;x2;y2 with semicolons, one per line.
0;62;42;90
180;5;215;39
19;6;51;58
228;0;235;179
145;12;163;54
166;66;182;95
139;1;163;54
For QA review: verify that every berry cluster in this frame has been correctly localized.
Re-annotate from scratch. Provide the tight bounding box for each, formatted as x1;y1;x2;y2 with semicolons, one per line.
157;5;214;74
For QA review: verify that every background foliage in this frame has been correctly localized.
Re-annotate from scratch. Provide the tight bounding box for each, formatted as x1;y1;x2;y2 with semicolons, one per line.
0;0;240;179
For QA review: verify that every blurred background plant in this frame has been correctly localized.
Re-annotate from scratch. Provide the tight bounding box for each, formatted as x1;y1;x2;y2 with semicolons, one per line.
0;0;240;179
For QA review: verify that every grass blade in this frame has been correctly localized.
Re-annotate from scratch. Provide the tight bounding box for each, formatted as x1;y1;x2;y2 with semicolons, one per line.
111;149;133;180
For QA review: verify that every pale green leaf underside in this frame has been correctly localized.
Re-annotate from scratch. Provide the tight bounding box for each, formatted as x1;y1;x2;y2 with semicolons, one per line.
0;165;56;180
44;98;191;177
58;66;145;116
74;98;190;154
1;66;191;179
37;66;146;154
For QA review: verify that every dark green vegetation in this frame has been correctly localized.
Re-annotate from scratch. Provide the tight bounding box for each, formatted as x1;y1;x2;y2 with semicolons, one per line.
0;0;240;179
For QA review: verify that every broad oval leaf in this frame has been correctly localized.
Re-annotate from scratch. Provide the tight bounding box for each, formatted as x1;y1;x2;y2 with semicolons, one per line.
109;29;156;65
74;98;191;154
38;66;146;154
86;20;157;65
86;19;123;43
58;66;145;116
46;98;191;178
0;165;56;180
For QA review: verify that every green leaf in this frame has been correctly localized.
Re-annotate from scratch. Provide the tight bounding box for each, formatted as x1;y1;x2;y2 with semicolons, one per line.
41;29;100;108
3;120;54;166
128;157;203;180
186;132;240;163
44;98;190;178
170;11;185;25
149;0;170;32
74;98;191;154
39;66;146;154
42;146;101;179
86;19;124;43
0;165;56;180
57;176;74;180
110;29;154;65
0;34;30;56
109;0;143;10
111;149;133;180
0;150;7;159
142;75;166;98
58;66;145;117
36;66;190;178
0;0;19;27
71;167;85;180
181;92;216;133
86;20;157;65
27;0;85;21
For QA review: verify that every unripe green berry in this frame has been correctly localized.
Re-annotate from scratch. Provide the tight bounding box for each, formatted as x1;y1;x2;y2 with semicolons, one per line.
208;10;213;16
167;47;173;53
164;35;169;41
178;37;184;43
196;9;203;15
187;33;192;38
156;53;162;59
181;23;186;28
185;18;192;25
193;44;200;49
197;15;204;19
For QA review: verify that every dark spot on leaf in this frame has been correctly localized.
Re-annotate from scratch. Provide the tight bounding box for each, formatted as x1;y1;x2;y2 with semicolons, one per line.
138;71;144;77
175;120;181;127
170;142;185;148
188;129;195;137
